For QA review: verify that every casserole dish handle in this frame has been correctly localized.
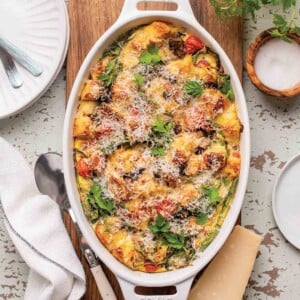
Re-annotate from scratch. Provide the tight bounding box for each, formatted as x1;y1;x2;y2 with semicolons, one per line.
118;0;196;21
118;276;194;300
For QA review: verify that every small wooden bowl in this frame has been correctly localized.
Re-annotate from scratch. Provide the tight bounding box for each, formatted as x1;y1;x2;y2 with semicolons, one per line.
246;28;300;98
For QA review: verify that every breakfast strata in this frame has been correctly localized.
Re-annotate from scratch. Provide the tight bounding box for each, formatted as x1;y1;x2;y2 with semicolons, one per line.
73;21;242;272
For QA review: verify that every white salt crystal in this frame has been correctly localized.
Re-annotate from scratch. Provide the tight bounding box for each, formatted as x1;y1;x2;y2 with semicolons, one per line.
254;38;300;90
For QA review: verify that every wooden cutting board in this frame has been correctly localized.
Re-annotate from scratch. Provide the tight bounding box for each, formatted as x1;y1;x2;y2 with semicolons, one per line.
65;1;242;299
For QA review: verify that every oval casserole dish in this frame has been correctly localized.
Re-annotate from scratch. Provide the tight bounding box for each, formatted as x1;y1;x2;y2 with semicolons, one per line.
63;1;250;299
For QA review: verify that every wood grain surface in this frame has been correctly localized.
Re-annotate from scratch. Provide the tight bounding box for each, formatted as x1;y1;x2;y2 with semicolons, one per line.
65;1;243;299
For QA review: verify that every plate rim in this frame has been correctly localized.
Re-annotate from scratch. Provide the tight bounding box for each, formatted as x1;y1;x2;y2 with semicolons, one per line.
272;152;300;250
0;0;70;119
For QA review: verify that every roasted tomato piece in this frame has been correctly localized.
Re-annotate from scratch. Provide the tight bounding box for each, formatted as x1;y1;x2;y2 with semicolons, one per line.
196;59;210;68
144;263;158;273
184;36;205;54
77;158;92;178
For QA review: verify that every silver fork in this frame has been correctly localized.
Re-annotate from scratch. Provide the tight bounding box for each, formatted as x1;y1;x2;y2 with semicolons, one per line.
0;47;23;88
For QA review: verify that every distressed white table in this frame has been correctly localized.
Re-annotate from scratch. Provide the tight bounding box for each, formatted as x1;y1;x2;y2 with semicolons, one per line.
0;5;300;300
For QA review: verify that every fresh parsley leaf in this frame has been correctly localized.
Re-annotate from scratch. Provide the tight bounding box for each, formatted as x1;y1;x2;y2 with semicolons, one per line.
87;182;115;215
152;118;173;135
220;75;234;101
134;74;144;86
151;147;166;156
184;81;203;97
196;212;208;225
202;186;222;204
139;44;161;65
163;232;185;249
149;214;170;234
98;58;121;87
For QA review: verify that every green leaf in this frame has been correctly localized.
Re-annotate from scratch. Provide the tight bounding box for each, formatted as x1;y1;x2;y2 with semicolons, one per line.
139;44;161;65
273;13;287;28
152;118;173;135
134;74;144;86
149;214;170;234
184;81;203;97
196;212;208;225
281;0;296;10
202;186;222;204
98;58;121;87
151;147;166;156
220;75;234;101
163;232;185;249
270;28;283;38
87;182;115;215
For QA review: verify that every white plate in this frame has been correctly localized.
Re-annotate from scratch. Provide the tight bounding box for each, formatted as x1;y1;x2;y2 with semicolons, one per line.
0;0;69;119
272;154;300;249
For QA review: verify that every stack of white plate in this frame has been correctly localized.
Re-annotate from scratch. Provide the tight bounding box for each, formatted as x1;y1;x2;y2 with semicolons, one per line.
0;0;69;119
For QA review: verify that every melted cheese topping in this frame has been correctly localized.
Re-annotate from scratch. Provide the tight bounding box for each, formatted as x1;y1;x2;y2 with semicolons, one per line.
73;21;242;273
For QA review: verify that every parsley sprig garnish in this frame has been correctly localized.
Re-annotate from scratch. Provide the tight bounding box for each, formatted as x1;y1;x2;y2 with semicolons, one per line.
98;58;121;87
184;81;204;97
149;213;170;234
219;75;234;101
139;44;161;65
134;74;144;86
151;147;166;156
83;182;115;222
149;214;185;249
196;212;208;225
202;186;222;204
152;118;173;136
150;118;173;155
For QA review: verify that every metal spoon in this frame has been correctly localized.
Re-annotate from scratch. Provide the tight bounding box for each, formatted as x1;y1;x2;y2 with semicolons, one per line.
34;152;116;300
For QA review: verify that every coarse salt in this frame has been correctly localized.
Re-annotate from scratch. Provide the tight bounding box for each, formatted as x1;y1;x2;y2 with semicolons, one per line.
254;38;300;91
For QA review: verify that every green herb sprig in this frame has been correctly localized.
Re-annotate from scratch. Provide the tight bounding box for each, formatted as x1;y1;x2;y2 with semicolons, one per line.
83;182;115;222
220;75;234;101
139;44;161;65
149;214;185;249
152;118;173;136
196;212;208;225
202;186;222;204
184;81;204;97
209;0;299;42
98;58;122;87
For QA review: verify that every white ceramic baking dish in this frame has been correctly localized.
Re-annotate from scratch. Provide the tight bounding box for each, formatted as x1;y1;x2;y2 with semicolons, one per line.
63;1;250;299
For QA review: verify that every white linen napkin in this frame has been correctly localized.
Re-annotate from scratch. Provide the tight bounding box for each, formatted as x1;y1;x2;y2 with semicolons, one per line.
0;137;86;300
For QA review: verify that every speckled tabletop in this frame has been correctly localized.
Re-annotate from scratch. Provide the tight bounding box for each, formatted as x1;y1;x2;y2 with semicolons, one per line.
0;4;300;300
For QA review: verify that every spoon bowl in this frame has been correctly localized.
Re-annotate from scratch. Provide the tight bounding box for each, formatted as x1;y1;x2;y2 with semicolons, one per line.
34;152;69;210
